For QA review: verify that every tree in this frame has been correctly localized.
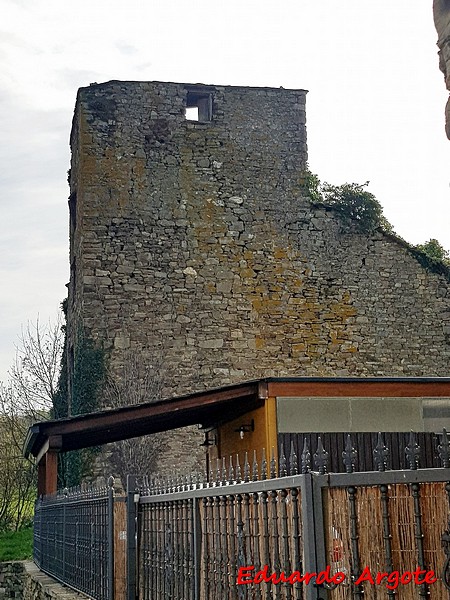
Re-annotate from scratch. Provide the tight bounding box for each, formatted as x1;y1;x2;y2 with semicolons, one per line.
103;351;167;488
8;317;63;411
320;182;393;233
301;167;393;233
0;410;35;530
416;238;450;265
0;315;63;529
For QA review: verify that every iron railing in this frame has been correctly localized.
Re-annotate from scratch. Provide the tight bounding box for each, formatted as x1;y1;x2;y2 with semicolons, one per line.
129;431;450;600
132;446;304;600
32;430;450;600
34;476;115;600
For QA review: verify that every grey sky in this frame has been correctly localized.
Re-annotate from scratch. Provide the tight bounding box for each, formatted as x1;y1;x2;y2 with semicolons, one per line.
1;0;449;380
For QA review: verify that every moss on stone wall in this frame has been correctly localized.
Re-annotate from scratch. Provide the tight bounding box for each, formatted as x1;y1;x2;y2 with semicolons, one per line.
54;319;106;487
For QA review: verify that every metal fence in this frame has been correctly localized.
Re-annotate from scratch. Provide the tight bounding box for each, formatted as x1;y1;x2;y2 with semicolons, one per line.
131;461;304;600
33;431;450;600
127;431;450;600
129;448;302;600
34;477;115;600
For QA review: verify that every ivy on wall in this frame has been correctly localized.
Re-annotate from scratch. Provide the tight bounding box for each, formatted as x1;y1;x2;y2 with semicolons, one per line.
53;301;107;487
71;331;105;417
52;299;68;421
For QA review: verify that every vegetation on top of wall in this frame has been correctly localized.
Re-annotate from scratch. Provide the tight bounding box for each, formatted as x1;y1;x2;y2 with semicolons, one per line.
416;238;450;265
301;167;450;280
300;167;393;233
406;238;450;279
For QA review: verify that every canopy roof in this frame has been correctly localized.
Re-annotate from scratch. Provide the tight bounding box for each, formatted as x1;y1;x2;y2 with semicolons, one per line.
24;377;450;461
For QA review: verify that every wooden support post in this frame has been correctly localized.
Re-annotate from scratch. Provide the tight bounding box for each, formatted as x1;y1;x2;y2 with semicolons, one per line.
45;450;58;495
37;460;46;497
36;435;61;496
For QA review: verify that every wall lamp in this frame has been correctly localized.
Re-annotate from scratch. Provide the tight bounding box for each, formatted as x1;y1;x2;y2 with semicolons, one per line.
235;419;254;440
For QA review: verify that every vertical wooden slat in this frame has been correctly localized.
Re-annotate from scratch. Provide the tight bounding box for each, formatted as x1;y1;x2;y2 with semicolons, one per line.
278;432;442;473
113;500;127;600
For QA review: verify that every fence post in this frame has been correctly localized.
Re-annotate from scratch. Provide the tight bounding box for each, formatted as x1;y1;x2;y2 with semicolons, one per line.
301;473;328;600
301;474;317;600
192;497;202;600
127;475;138;600
108;476;115;600
63;488;68;581
312;475;329;600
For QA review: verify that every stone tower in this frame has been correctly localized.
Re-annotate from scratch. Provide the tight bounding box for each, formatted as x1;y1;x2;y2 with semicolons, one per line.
67;80;450;473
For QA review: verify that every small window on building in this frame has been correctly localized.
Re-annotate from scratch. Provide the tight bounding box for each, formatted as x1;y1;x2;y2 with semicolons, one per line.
185;91;212;122
186;106;199;121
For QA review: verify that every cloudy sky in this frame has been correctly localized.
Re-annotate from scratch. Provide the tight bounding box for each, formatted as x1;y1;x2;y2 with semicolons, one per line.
0;0;449;381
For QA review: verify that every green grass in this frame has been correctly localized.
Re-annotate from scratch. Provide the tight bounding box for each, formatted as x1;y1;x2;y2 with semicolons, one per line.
0;527;33;561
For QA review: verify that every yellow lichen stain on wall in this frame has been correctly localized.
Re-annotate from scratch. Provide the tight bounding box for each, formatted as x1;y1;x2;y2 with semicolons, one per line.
177;173;360;365
79;109;152;216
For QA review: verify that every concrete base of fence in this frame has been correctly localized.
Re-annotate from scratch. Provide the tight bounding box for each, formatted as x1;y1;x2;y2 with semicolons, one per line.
0;562;90;600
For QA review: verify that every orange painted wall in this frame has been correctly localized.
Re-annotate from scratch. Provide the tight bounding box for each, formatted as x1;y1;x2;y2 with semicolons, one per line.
213;397;278;477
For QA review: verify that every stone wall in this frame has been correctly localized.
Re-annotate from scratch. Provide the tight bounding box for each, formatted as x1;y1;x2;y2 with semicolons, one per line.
23;563;85;600
0;562;87;600
66;80;450;474
0;562;25;600
434;0;450;138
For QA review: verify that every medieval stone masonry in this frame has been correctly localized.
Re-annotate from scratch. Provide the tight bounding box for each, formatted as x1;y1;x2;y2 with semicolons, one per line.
67;80;450;471
434;0;450;139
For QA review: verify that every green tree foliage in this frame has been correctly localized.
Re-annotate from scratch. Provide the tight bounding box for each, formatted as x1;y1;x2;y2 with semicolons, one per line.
416;238;450;265
301;167;393;233
320;182;393;233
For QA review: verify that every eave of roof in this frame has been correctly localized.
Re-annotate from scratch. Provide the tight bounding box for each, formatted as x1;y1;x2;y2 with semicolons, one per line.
23;380;263;458
24;376;450;460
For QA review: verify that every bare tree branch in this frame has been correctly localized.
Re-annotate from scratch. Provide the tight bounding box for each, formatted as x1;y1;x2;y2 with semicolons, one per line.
0;315;64;530
8;315;64;415
103;351;166;487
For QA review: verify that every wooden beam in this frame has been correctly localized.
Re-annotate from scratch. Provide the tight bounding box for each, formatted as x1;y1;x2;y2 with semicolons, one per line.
36;436;62;496
35;439;49;465
267;380;450;398
45;384;258;436
26;383;260;457
25;378;450;467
